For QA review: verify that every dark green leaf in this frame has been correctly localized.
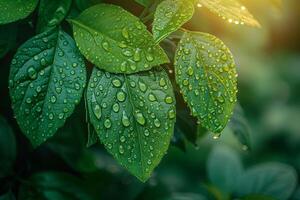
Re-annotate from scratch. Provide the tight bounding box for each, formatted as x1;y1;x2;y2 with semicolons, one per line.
37;0;72;33
198;0;260;27
153;0;194;43
0;23;17;58
174;31;238;133
87;67;176;181
0;191;15;200
0;116;16;178
75;0;104;11
240;194;277;200
0;0;38;25
207;145;243;194
235;163;298;200
229;103;251;150
18;172;94;200
69;4;169;74
9;28;86;147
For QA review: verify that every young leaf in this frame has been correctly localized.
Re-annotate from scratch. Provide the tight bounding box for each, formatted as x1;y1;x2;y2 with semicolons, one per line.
235;163;298;200
174;31;238;133
197;0;260;27
0;0;39;25
69;4;169;74
153;0;194;43
37;0;72;33
0;116;16;178
87;67;176;181
9;28;86;147
207;145;243;194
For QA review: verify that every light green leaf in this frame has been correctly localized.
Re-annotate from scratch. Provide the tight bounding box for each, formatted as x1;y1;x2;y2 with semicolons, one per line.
153;0;194;43
197;0;260;27
207;145;243;194
235;163;298;200
174;31;238;133
0;116;16;178
18;172;94;200
9;28;86;147
69;4;169;74
37;0;72;33
87;67;176;181
0;0;38;25
135;0;152;7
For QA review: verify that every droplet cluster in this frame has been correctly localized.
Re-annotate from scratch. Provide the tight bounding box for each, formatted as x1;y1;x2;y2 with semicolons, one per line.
9;28;86;146
87;67;176;181
175;32;238;133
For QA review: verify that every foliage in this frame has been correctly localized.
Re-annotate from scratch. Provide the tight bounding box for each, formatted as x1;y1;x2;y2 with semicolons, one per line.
1;0;299;199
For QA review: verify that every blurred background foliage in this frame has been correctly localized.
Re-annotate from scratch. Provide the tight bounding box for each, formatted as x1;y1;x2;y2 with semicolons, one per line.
1;0;300;199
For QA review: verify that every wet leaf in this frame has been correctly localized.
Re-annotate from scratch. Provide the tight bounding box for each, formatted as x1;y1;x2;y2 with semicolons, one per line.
197;0;260;27
69;4;169;74
207;145;243;194
87;67;176;181
9;28;86;147
0;0;38;25
0;116;16;178
235;163;298;200
153;0;194;43
37;0;72;33
174;31;238;133
18;172;94;200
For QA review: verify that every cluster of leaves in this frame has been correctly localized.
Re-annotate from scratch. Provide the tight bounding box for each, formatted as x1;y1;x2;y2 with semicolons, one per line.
1;0;260;182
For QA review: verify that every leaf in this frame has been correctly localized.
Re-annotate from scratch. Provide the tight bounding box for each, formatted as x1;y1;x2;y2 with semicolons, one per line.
75;0;105;11
229;103;251;150
235;163;298;200
87;67;176;181
0;116;16;178
37;0;72;33
164;193;208;200
9;28;86;147
153;0;194;43
69;4;169;74
0;0;38;25
0;23;17;58
135;0;153;7
18;172;94;200
207;145;243;194
174;31;238;133
198;0;260;27
240;194;276;200
0;191;15;200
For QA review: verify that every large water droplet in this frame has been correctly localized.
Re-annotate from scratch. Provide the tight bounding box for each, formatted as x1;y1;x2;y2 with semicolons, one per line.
135;112;145;125
93;104;102;119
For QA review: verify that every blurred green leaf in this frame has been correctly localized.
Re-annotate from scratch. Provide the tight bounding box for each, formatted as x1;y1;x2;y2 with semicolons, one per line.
240;194;277;200
153;0;194;43
135;0;152;7
9;28;86;147
164;192;208;200
69;4;169;74
0;0;38;25
0;116;16;178
229;103;251;150
86;67;176;181
37;0;72;33
235;163;298;200
75;0;104;11
18;172;94;200
0;191;15;200
174;31;238;134
207;145;243;194
198;0;260;27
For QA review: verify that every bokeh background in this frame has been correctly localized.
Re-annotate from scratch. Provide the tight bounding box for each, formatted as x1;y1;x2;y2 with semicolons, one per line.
1;0;300;199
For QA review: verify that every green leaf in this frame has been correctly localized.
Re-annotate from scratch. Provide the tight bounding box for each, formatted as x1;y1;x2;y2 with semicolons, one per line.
18;172;94;200
197;0;260;27
0;191;15;200
240;194;276;200
75;0;104;11
235;163;298;200
0;116;16;178
153;0;194;43
9;28;86;147
87;67;176;181
37;0;72;33
229;103;251;150
0;0;38;25
135;0;152;7
174;31;238;133
207;145;243;194
69;4;169;74
0;23;17;58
